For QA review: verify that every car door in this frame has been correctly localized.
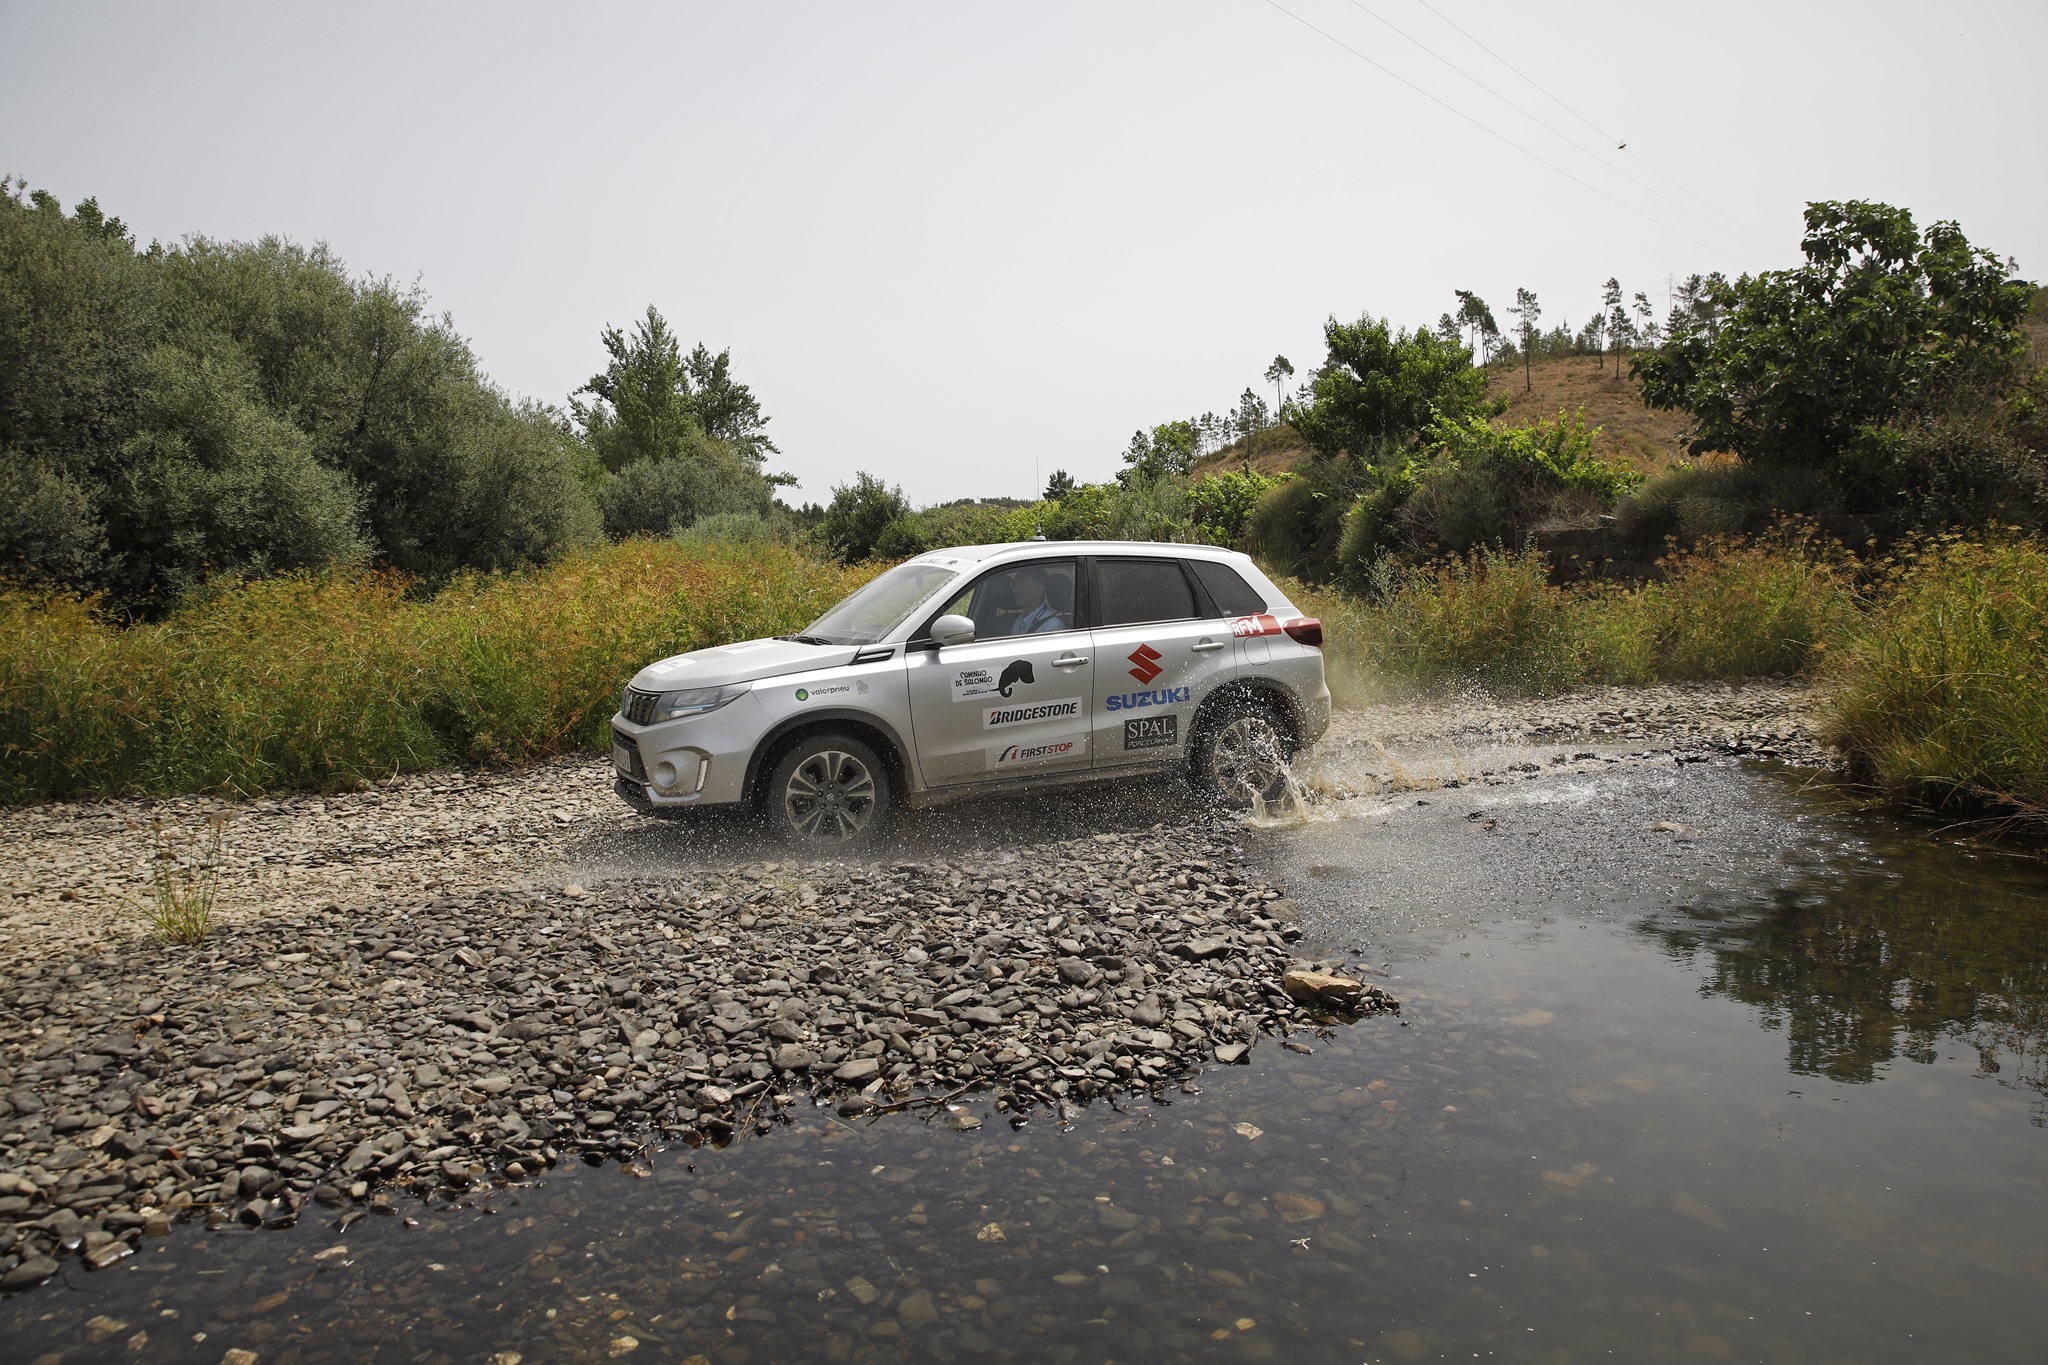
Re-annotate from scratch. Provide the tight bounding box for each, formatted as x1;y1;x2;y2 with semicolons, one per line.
904;557;1094;787
1086;556;1235;770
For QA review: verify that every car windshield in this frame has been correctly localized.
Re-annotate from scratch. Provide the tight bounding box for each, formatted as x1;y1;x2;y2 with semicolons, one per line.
801;561;963;645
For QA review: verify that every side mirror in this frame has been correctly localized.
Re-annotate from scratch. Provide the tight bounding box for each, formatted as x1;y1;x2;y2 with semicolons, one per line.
930;614;977;647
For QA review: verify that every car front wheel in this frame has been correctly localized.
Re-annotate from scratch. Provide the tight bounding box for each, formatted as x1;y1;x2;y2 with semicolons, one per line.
1191;702;1295;809
764;734;891;847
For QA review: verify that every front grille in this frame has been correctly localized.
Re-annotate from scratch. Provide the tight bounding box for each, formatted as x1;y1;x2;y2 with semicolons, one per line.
611;727;648;782
621;686;661;725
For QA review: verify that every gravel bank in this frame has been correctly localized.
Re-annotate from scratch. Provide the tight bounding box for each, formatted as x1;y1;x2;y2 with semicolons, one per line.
0;824;1391;1292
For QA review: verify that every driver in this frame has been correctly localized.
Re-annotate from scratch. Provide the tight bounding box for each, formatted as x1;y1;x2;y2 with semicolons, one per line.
1009;567;1067;634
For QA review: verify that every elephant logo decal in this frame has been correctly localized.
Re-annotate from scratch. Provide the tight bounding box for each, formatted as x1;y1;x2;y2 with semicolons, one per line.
997;659;1035;697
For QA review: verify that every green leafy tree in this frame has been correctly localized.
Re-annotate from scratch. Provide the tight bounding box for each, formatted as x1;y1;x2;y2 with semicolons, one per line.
1288;313;1493;470
1508;288;1541;392
1043;468;1076;500
682;342;778;464
0;183;598;609
816;471;913;562
1634;200;2033;490
1120;420;1199;483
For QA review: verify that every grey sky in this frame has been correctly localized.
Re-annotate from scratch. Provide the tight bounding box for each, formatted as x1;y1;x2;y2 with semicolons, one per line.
4;0;2043;505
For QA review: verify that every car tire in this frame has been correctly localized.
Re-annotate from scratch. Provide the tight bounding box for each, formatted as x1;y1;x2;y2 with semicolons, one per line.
764;733;892;848
1190;699;1296;809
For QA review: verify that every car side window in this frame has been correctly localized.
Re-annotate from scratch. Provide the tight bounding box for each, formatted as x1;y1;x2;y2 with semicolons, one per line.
1188;559;1267;617
1095;558;1197;627
934;560;1078;637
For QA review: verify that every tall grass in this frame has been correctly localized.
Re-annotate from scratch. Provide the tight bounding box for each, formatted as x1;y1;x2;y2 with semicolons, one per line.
1821;537;2048;820
1285;536;1856;698
0;541;874;802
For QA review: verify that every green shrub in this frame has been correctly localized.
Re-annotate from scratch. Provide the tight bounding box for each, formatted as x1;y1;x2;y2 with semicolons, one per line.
1822;536;2048;819
1633;535;1856;679
1360;546;1589;693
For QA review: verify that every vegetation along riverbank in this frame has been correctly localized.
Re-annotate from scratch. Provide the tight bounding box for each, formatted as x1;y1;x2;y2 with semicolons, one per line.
3;188;2044;826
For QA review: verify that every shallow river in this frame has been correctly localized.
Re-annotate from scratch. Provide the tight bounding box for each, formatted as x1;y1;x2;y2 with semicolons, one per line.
8;758;2048;1363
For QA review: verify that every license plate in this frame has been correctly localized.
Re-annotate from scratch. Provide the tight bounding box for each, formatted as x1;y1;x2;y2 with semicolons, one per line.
612;743;636;778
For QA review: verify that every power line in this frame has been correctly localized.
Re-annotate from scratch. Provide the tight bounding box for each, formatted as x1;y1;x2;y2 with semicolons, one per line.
1408;0;1781;253
1341;0;1784;257
1259;0;1756;269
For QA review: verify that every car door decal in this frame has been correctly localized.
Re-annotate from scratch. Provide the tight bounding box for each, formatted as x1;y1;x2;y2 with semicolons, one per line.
1127;643;1163;683
950;659;1035;701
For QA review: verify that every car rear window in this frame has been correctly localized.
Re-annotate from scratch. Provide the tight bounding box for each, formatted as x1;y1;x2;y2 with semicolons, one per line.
1188;559;1268;617
1095;559;1197;626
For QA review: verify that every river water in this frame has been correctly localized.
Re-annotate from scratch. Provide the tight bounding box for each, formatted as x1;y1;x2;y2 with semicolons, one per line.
6;758;2048;1363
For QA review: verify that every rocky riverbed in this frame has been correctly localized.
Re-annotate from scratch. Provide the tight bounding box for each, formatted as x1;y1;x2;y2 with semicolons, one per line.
0;680;1828;1297
0;825;1392;1293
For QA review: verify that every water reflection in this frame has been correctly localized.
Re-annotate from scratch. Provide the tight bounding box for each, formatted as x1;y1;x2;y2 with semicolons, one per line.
1645;839;2048;1111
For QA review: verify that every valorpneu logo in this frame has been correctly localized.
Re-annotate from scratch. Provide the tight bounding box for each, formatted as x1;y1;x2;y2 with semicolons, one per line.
982;697;1082;729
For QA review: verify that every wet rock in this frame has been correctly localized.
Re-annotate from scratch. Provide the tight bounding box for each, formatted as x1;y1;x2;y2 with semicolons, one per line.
2;1254;58;1289
1281;970;1364;1009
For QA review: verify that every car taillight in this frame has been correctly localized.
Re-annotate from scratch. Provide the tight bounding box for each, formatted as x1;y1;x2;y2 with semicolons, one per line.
1283;617;1323;647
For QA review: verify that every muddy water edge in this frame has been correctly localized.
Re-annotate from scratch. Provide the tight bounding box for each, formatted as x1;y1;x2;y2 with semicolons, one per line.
7;749;2048;1362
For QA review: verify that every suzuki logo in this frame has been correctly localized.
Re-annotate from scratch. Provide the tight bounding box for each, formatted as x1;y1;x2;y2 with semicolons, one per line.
1127;643;1163;684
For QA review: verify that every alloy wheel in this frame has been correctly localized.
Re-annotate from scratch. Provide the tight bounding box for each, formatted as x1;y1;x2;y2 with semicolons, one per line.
1207;714;1288;804
781;748;878;843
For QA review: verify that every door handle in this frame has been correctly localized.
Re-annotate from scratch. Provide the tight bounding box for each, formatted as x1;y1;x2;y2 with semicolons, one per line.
1191;639;1226;653
1051;654;1089;668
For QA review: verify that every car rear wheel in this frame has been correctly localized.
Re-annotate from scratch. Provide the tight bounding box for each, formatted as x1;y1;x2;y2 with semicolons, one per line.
765;734;891;847
1191;702;1295;809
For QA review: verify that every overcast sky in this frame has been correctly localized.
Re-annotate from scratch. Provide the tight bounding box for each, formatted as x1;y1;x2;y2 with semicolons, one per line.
5;0;2044;504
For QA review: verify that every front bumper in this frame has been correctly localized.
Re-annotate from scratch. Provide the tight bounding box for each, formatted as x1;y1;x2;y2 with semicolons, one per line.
608;699;762;810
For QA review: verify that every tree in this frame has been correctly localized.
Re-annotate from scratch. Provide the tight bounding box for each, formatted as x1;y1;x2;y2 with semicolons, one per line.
816;471;913;562
573;306;779;536
682;342;778;465
1043;468;1076;501
1453;290;1499;362
1263;355;1294;420
1634;200;2033;488
0;182;599;609
1231;391;1268;471
1600;277;1624;373
1288;313;1493;470
1119;420;1199;483
1508;289;1542;393
1633;291;1658;349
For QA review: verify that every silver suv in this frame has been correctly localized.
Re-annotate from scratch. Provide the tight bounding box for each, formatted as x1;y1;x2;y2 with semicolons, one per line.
610;541;1328;845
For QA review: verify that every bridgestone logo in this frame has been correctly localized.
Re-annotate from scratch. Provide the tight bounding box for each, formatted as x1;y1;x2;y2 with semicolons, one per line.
983;697;1082;729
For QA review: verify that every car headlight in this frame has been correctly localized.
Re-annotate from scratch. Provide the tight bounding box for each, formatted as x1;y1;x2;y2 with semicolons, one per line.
650;683;750;721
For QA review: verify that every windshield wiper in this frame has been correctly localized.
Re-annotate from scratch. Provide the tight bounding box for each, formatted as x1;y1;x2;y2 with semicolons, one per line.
775;634;837;646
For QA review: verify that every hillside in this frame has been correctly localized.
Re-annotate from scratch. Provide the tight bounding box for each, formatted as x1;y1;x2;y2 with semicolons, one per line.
1487;356;1694;469
1191;355;1693;481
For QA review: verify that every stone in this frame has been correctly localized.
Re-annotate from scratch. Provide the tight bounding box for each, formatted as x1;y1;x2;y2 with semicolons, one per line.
772;1045;816;1072
222;1351;260;1365
84;1240;133;1269
960;1007;1004;1028
1178;938;1232;960
2;1255;59;1289
897;1288;939;1329
832;1058;879;1083
86;1314;130;1342
1215;1042;1248;1064
1281;970;1364;1009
